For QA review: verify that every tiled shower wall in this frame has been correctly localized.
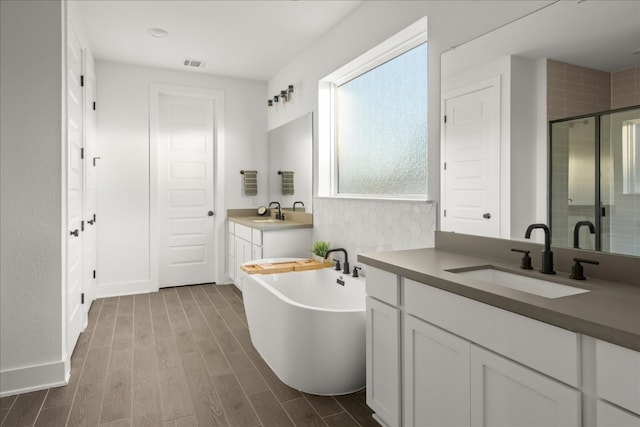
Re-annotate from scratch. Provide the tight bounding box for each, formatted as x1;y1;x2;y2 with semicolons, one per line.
547;59;640;120
312;197;437;267
611;67;640;109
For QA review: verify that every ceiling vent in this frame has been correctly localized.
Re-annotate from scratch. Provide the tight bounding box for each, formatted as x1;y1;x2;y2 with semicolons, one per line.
183;59;206;69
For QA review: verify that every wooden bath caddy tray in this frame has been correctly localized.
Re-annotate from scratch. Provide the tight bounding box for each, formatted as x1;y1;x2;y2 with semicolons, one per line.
241;259;333;275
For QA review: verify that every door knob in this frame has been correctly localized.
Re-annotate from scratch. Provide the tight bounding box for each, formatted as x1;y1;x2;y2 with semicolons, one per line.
70;229;79;237
208;211;215;217
482;212;491;219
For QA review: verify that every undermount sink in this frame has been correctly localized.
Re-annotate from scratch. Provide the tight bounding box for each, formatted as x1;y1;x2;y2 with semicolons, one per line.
449;266;590;299
252;219;278;223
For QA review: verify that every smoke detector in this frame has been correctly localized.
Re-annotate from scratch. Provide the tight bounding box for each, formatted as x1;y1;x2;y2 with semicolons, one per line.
183;59;206;69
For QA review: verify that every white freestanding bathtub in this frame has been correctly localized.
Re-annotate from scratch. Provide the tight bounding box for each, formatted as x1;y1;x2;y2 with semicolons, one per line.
241;258;366;395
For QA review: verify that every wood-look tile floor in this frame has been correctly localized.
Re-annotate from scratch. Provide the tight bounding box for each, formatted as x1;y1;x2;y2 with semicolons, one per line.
0;284;376;427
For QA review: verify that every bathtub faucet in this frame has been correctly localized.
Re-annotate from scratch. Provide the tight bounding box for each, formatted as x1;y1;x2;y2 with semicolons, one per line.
325;248;350;275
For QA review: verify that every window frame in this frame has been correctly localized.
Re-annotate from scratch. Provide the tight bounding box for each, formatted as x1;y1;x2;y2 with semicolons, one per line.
319;16;429;201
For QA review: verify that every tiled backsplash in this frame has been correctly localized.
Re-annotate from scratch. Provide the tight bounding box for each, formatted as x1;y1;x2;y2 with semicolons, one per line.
312;197;437;269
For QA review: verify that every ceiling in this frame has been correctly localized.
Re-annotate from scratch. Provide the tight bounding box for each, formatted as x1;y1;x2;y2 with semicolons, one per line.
74;0;363;81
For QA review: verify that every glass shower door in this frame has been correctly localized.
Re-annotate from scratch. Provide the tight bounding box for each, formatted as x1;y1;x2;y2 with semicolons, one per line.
550;106;640;256
550;117;597;250
600;107;640;256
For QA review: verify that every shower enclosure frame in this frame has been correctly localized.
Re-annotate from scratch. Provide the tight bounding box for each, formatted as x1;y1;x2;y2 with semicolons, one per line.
548;104;640;252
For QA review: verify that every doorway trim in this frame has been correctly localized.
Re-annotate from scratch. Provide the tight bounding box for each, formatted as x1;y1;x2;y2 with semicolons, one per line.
150;84;226;289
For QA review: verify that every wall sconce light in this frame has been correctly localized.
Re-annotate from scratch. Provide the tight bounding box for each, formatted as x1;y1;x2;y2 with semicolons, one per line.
268;85;294;108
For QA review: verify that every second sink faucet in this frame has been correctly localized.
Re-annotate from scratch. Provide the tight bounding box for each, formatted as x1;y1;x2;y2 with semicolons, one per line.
325;248;350;275
269;201;282;220
573;220;595;249
524;223;556;274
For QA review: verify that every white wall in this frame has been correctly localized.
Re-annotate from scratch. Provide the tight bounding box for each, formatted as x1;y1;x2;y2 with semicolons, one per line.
96;61;267;296
266;0;553;259
0;0;66;395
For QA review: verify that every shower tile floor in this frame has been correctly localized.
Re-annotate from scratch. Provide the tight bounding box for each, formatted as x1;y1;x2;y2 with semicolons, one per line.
0;284;375;427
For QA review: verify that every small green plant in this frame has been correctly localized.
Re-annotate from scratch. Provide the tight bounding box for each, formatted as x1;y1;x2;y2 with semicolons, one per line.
311;240;330;258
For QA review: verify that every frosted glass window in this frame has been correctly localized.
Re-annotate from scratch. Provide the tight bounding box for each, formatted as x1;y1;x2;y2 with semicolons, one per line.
336;42;427;196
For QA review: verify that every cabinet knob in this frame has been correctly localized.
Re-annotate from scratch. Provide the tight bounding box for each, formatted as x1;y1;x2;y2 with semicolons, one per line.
482;212;491;219
208;211;215;217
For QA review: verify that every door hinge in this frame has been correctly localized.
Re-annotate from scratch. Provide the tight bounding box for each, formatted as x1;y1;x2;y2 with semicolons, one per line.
81;293;85;304
93;270;96;279
80;148;84;159
80;75;84;87
92;101;96;111
81;220;85;232
444;115;447;123
601;207;606;217
444;162;447;170
444;209;447;217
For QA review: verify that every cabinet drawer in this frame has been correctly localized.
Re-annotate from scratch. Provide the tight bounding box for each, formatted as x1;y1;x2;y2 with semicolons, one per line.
235;223;252;242
252;228;262;246
405;279;580;387
365;266;399;306
596;339;640;415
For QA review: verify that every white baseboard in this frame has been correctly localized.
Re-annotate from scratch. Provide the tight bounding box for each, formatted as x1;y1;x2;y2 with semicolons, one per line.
94;279;157;299
1;358;69;397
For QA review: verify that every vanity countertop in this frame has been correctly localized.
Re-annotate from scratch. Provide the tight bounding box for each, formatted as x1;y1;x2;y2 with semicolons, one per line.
228;216;313;231
359;247;640;352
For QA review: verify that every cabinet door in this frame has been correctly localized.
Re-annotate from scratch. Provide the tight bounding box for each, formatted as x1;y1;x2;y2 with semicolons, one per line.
404;315;470;427
366;297;400;427
234;237;251;289
470;345;580;427
597;400;640;427
252;244;262;261
228;231;235;281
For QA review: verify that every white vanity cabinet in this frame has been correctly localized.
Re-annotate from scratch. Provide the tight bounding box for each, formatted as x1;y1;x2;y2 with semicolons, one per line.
595;339;640;426
365;267;401;427
227;219;312;289
403;314;470;427
364;266;581;427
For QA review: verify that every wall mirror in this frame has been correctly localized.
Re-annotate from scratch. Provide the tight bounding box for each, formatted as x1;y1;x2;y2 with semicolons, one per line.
267;112;313;212
440;0;640;256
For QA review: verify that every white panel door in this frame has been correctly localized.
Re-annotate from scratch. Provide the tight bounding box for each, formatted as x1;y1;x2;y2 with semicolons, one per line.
66;24;85;355
470;345;581;427
158;94;215;287
83;61;97;310
404;315;471;427
366;296;400;427
442;79;500;237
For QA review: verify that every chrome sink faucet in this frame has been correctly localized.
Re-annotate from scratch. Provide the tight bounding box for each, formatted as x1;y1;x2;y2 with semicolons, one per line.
525;223;555;274
325;248;350;275
269;201;282;220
